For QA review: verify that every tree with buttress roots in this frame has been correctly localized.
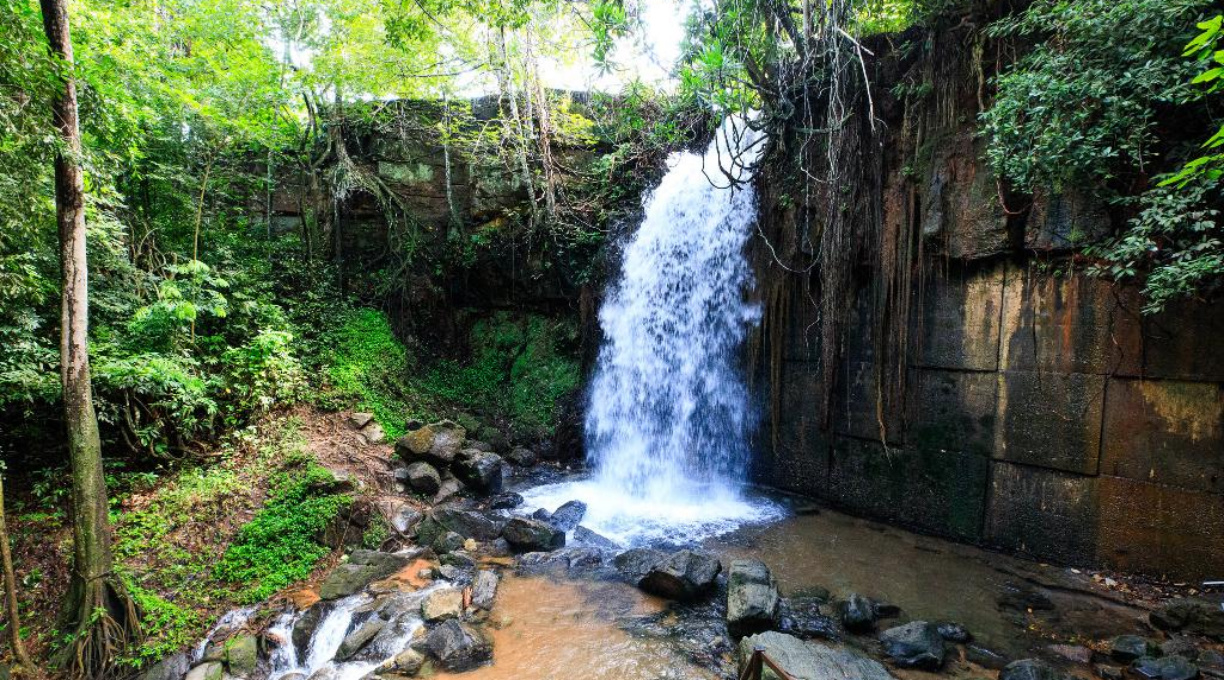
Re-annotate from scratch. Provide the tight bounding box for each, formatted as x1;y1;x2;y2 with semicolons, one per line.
39;0;142;675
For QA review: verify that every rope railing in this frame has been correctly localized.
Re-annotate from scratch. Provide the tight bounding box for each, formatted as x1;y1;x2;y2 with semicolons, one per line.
738;645;796;680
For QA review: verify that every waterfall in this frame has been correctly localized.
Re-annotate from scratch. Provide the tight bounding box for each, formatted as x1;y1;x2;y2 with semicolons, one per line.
586;116;764;500
520;117;781;545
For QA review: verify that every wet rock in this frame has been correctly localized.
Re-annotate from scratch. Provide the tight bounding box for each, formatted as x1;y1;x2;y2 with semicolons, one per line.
486;492;524;510
506;446;537;466
486;537;513;557
431;507;505;541
426;421;467;466
1095;665;1125;680
1197;650;1223;670
613;548;667;582
395;427;435;460
1151;599;1224;640
432;531;466;554
573;525;618;549
879;621;945;670
1047;644;1093;664
336;618;386;661
293;604;326;658
320;550;412;599
966;645;1010;670
564;547;605;574
306;669;337;680
503;517;565;552
638;550;721;601
421;619;493;672
738;631;895;680
454;450;504;494
466;440;494;452
442;551;477;569
1161;637;1200;661
999;659;1066;680
138;652;191;680
390;505;423;535
936;622;971;643
185;663;225;680
841;593;879;632
406;462;442;496
472;570;499;610
727;559;781;638
1133;656;1199;680
998;582;1055;612
779;597;841;640
1110;634;1153;662
384;648;426;676
422;587;464;622
433;478;465;504
532;508;553;522
225;634;259;675
548;500;587;531
517;550;572;574
439;564;474;584
350;412;374;429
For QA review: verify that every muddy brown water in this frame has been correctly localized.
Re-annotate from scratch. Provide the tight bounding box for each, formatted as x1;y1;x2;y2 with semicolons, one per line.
705;507;1148;659
436;575;720;680
440;500;1151;679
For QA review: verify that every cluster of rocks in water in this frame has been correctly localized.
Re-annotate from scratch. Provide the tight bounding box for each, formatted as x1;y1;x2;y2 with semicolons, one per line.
146;416;1224;680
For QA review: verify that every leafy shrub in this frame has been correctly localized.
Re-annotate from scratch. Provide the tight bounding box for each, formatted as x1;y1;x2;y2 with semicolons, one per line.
214;462;352;602
981;0;1211;193
420;312;580;440
1086;177;1222;313
319;308;414;438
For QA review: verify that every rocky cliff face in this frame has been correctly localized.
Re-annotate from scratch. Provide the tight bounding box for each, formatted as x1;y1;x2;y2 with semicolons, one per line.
749;25;1224;580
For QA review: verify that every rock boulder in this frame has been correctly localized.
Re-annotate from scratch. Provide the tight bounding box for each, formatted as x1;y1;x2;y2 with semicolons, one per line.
738;631;895;680
727;559;781;638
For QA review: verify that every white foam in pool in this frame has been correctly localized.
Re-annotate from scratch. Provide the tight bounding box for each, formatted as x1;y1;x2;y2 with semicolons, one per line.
519;479;784;547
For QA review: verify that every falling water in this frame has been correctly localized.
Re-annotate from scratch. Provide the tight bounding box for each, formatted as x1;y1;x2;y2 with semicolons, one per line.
587;117;764;497
521;117;782;545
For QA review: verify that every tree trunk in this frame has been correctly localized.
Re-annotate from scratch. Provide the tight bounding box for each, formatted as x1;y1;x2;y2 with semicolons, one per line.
0;473;32;673
39;0;141;676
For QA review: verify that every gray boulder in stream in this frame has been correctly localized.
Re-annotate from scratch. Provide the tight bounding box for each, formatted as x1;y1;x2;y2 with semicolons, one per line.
840;593;878;632
739;631;896;680
421;619;493;671
879;621;945;670
319;550;412;599
502;517;565;551
548;500;587;531
454;450;504;494
727;559;781;637
638;549;722;601
999;659;1069;680
430;507;505;541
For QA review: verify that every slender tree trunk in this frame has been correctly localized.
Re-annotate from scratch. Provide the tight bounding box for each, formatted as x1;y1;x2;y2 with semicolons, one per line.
0;473;32;672
39;0;140;675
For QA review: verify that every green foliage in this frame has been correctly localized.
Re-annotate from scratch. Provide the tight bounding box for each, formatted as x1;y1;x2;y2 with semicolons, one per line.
319;308;414;438
981;0;1212;193
1086;177;1222;313
214;460;352;602
1163;15;1224;188
419;312;580;440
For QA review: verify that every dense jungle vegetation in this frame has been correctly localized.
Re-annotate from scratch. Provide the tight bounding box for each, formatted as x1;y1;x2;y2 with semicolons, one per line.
0;0;1220;677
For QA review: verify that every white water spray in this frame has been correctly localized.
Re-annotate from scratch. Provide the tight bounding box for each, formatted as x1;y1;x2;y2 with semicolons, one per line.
521;117;782;545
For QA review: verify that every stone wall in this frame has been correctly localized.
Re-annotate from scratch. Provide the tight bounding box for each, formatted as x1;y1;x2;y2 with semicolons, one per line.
756;253;1224;580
